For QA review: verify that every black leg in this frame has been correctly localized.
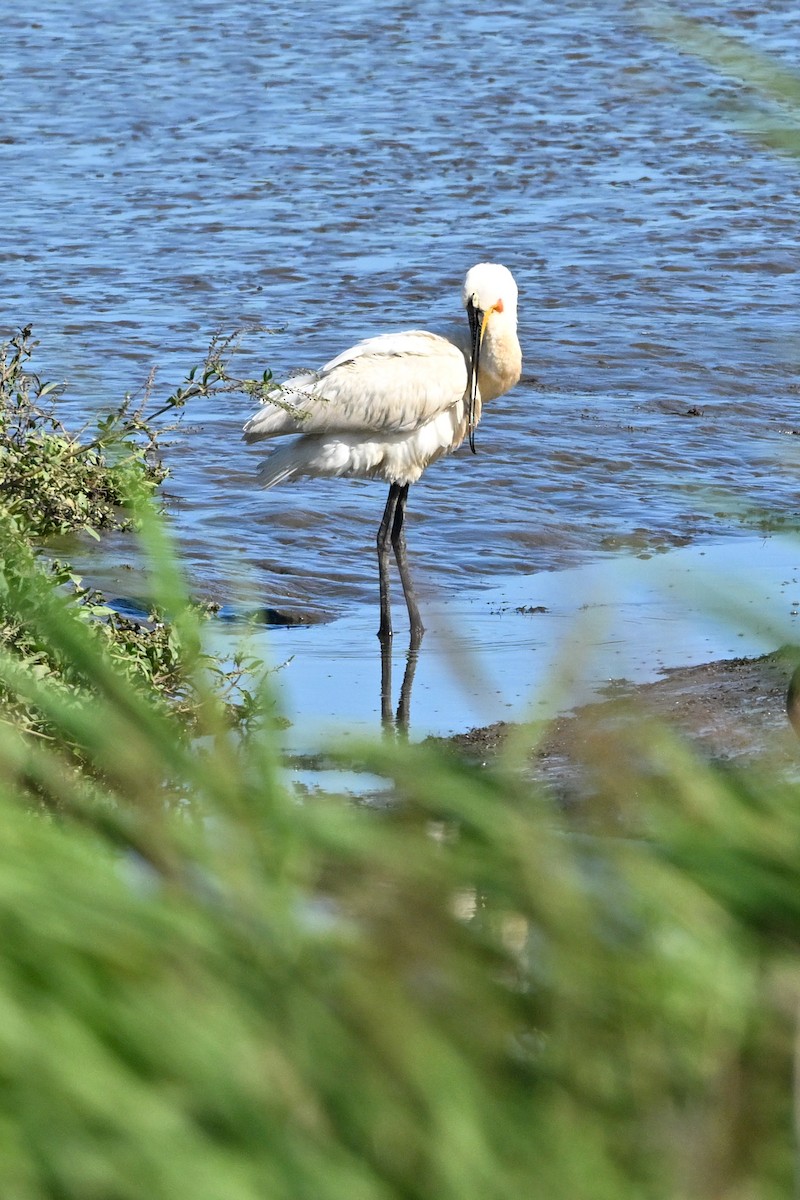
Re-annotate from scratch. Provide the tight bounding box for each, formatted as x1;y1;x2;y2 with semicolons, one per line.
377;483;401;642
390;483;424;637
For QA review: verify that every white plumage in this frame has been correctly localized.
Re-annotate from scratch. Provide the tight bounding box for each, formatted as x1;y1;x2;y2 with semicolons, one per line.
244;263;522;639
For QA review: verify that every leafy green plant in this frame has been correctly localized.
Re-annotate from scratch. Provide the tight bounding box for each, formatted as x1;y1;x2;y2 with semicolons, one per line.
0;326;163;536
0;327;272;741
0;512;263;762
0;325;275;539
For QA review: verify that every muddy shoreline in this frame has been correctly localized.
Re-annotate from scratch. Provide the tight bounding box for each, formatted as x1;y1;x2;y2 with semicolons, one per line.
445;649;800;802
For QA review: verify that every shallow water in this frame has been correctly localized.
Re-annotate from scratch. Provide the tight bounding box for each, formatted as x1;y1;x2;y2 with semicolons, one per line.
2;2;799;683
236;534;800;750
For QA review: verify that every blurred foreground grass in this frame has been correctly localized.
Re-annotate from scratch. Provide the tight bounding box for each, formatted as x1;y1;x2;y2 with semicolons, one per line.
0;504;799;1200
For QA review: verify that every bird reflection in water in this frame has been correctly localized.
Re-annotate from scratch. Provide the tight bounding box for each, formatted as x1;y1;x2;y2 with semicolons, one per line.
380;628;423;735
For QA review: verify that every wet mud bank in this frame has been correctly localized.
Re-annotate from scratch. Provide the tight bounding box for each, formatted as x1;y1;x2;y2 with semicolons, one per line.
443;649;800;805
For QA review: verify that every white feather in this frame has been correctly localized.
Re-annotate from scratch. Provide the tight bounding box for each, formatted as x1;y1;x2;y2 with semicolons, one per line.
244;263;522;489
243;331;468;443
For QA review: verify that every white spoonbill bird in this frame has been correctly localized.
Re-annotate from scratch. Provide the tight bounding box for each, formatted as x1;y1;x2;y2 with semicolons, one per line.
243;262;522;640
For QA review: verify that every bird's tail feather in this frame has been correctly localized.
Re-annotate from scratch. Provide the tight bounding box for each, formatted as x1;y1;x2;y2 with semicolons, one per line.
256;442;308;489
257;460;301;489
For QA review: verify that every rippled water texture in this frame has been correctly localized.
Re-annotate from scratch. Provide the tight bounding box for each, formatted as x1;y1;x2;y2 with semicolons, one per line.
2;0;799;616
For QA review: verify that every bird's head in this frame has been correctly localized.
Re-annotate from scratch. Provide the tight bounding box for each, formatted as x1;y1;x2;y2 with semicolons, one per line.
462;263;518;453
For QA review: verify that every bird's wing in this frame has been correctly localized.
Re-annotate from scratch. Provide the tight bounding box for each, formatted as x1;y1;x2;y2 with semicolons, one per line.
243;330;468;442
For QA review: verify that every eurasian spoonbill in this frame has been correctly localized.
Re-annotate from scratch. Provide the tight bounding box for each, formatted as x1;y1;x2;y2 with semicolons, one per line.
243;263;522;640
